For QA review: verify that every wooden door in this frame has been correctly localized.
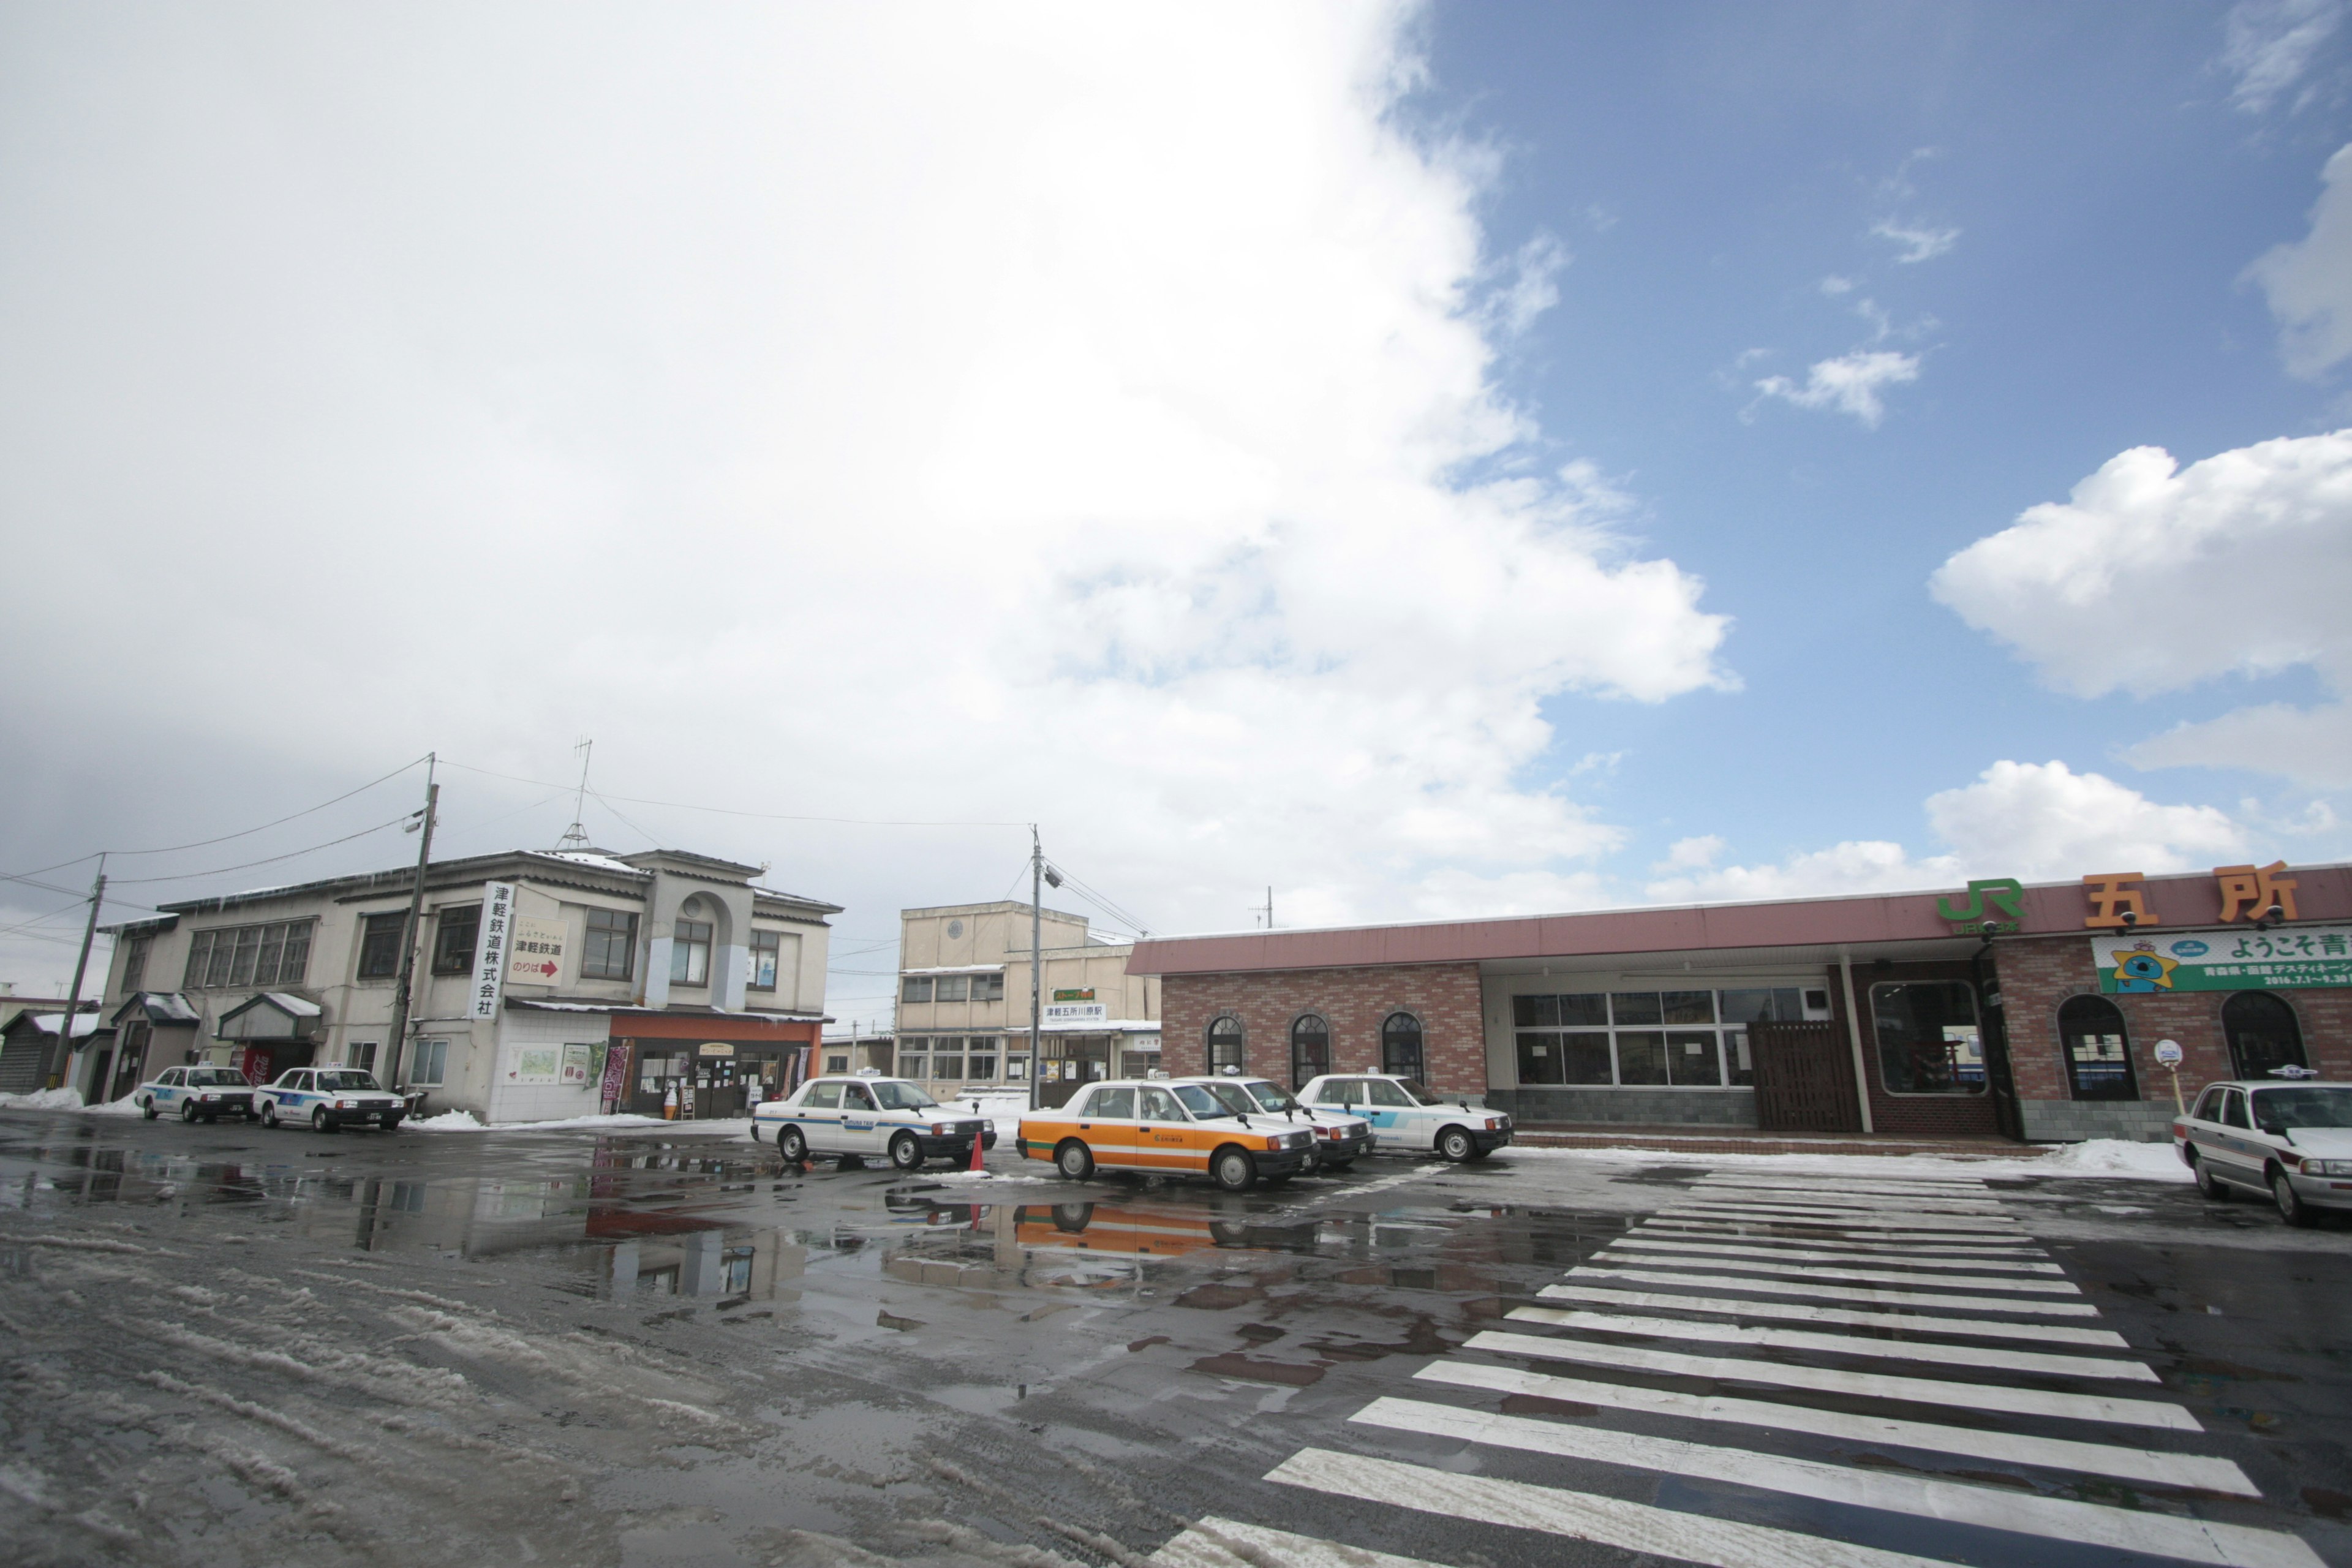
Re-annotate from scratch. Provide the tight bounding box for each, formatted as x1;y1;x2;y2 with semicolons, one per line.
1750;1020;1862;1133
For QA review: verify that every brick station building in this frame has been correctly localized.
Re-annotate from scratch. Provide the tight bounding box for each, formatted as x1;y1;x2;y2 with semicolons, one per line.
1126;861;2352;1143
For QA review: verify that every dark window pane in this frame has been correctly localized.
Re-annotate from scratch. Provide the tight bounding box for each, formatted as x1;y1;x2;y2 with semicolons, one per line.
205;935;233;987
748;930;780;990
935;975;968;1003
2058;994;2135;1101
432;908;480;975
1610;992;1662;1026
1513;995;1559;1028
227;927;261;987
1561;1031;1613;1084
1615;1031;1668;1084
1718;989;1777;1025
1871;982;1983;1095
183;931;214;989
1381;1013;1423;1080
356;914;404;980
582;909;636;981
254;926;285;986
1091;1087;1135;1118
1668;1030;1723;1085
2222;992;2306;1080
902;976;933;1003
1208;1016;1245;1072
1662;991;1716;1025
1724;1030;1754;1085
1515;1032;1565;1085
1559;993;1608;1027
1291;1015;1330;1088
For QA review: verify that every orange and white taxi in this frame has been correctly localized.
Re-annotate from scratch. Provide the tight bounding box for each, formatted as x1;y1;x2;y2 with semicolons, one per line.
1017;1079;1316;1191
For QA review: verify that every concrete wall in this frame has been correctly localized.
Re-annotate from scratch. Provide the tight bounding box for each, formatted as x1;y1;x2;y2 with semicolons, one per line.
1160;962;1487;1096
484;1008;611;1124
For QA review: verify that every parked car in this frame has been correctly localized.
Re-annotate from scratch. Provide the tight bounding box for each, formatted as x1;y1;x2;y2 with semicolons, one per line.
1017;1079;1315;1191
752;1076;993;1170
255;1068;407;1132
1169;1074;1374;1171
2175;1079;2352;1226
136;1065;259;1123
1297;1073;1513;1162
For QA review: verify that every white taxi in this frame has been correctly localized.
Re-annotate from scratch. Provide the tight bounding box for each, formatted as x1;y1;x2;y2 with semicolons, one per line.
1169;1075;1374;1171
753;1076;994;1171
2176;1078;2352;1227
1298;1073;1513;1162
256;1068;407;1132
136;1065;260;1123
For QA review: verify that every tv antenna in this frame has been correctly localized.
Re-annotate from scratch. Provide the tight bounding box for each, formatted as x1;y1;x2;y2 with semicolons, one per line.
555;737;594;850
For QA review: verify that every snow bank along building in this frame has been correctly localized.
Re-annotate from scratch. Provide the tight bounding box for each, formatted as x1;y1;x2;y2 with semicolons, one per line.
894;901;1159;1106
92;848;838;1123
1126;860;2352;1143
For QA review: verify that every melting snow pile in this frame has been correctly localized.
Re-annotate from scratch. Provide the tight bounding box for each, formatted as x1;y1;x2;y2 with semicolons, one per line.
410;1109;486;1131
0;1087;86;1112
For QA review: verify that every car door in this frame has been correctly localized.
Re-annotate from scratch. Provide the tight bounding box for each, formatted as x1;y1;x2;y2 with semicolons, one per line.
1359;1077;1422;1147
837;1082;885;1156
2214;1088;2263;1186
1073;1086;1139;1170
794;1080;843;1152
1135;1086;1202;1174
152;1068;183;1109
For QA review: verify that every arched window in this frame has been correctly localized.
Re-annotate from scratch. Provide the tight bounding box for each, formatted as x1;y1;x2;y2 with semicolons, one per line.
1207;1015;1245;1076
2223;992;2305;1080
2057;995;2135;1101
1290;1014;1330;1089
1381;1012;1424;1082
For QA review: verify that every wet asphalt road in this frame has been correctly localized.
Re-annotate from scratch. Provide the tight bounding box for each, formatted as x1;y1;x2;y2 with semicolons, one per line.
1;1112;2347;1568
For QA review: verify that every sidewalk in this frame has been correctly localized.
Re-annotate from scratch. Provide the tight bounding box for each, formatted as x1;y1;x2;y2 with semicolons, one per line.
1510;1123;2034;1158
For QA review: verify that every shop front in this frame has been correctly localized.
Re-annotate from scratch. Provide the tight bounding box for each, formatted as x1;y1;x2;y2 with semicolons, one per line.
211;992;323;1086
609;1011;818;1120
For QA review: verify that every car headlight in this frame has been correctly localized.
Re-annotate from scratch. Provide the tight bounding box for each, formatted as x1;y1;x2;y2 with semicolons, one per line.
337;1099;355;1110
200;1093;218;1101
2304;1158;2352;1176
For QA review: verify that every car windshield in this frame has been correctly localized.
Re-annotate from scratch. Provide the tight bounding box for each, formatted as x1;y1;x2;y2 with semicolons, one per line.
187;1068;249;1087
1239;1080;1305;1113
1170;1084;1228;1119
2251;1086;2352;1129
870;1080;938;1111
1197;1082;1257;1117
1394;1079;1446;1106
317;1071;383;1091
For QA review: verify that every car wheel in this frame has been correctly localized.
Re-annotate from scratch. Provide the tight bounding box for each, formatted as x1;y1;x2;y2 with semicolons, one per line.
1211;1147;1257;1192
889;1132;924;1172
141;1098;158;1120
1464;1147;1493;1162
2273;1169;2318;1228
260;1102;279;1129
778;1126;809;1163
382;1114;404;1131
312;1107;337;1134
1055;1140;1095;1182
181;1100;200;1123
2193;1156;2230;1200
1436;1126;1474;1163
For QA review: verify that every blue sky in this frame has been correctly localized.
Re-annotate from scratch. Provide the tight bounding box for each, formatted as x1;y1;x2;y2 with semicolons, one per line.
2;3;2349;1022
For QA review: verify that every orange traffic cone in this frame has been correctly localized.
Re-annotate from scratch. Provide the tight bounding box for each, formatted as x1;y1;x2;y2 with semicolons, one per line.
970;1121;987;1173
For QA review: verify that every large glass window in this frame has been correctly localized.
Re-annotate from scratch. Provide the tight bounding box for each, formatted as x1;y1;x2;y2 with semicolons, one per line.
1871;981;1985;1095
431;906;481;975
1208;1015;1245;1074
1381;1013;1424;1080
184;920;314;989
2058;995;2136;1101
748;930;781;991
1291;1014;1330;1088
356;913;406;980
971;972;1005;1003
901;976;934;1004
410;1038;450;1087
121;935;150;993
935;974;969;1003
670;919;712;986
2222;992;2306;1080
1512;987;1815;1089
967;1036;999;1080
581;908;638;981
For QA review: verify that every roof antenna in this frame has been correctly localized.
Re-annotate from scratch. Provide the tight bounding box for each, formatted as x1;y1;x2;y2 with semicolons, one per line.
556;737;594;850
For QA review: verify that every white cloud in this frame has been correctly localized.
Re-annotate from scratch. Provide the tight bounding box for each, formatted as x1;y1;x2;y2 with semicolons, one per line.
1930;431;2352;697
1869;221;1960;264
2128;703;2352;787
2247;143;2352;377
1652;834;1725;873
1751;350;1921;428
0;4;1733;995
1488;233;1569;337
2222;0;2346;114
1819;276;1857;296
1645;761;2246;903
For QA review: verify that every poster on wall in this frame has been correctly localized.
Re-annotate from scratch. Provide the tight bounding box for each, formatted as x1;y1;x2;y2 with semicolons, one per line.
560;1042;595;1086
508;915;569;987
470;881;518;1020
508;1045;561;1084
597;1041;631;1112
2095;926;2352;993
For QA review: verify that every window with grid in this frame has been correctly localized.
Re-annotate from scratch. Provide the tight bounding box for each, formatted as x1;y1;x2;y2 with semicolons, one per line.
430;906;481;975
901;975;933;1003
356;913;406;979
971;972;1005;1003
1207;1016;1245;1074
121;935;151;993
670;919;712;986
1511;990;1742;1088
748;929;782;990
183;920;315;989
581;908;637;981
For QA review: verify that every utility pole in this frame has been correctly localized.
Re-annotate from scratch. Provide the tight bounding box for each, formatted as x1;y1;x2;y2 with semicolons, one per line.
55;857;105;1093
1028;826;1042;1111
385;758;439;1090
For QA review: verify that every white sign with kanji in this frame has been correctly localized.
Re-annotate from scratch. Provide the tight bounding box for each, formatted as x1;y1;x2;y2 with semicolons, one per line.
507;914;568;987
470;881;519;1021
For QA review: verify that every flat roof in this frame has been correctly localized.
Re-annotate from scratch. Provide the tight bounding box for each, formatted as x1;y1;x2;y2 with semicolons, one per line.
1125;862;2352;976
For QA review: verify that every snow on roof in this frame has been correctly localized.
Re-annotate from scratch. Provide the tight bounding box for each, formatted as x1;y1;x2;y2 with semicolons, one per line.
150;992;200;1023
261;992;322;1017
27;1012;103;1038
527;850;646;876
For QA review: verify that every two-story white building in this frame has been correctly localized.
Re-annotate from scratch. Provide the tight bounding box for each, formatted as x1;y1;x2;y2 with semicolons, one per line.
91;846;837;1123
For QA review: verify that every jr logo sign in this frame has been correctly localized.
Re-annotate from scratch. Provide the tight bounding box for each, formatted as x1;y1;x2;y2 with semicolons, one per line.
1937;878;2025;933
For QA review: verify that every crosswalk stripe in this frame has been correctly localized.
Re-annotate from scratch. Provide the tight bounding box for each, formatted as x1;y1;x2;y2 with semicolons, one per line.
1594;1250;2081;1295
1148;1517;1451;1568
1632;1226;2047;1257
1536;1283;2132;1346
1504;1304;2160;1381
1349;1399;2319;1568
1679;1194;2010;1218
1566;1265;2102;1316
1615;1237;2064;1273
1266;1447;1972;1568
1464;1329;2199;1428
1694;1178;1994;1199
1415;1359;2257;1495
1656;1213;2022;1232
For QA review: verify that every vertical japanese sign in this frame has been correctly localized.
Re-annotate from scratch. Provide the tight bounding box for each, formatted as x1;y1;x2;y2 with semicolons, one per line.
597;1039;631;1112
470;881;518;1022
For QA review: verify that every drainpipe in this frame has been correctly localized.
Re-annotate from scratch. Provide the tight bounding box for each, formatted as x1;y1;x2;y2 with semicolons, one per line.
1836;945;1875;1135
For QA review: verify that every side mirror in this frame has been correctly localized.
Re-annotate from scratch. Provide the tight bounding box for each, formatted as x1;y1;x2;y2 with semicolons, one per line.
2260;1119;2288;1138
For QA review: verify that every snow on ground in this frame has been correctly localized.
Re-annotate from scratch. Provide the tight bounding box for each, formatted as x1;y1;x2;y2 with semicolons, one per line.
411;1110;756;1135
0;1087;88;1112
1499;1136;2193;1183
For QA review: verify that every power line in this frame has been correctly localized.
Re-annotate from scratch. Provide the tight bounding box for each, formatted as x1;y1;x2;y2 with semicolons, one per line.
107;813;417;888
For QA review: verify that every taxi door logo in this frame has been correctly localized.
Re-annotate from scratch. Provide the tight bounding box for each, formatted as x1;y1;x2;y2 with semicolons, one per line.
2111;940;2180;993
